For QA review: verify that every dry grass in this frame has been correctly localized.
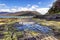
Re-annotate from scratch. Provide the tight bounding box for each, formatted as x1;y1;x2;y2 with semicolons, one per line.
33;18;60;29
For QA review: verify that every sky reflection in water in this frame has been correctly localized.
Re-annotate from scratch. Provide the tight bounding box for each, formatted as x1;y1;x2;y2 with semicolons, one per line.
16;24;52;34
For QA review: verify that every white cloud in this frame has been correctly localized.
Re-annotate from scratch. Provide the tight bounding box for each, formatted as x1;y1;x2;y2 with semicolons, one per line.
0;4;50;15
31;5;39;9
36;8;49;14
18;7;29;11
10;8;18;12
18;5;50;15
0;9;11;12
0;4;6;6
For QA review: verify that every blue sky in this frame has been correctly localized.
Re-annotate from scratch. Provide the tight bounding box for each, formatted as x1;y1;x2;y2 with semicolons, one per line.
0;0;56;14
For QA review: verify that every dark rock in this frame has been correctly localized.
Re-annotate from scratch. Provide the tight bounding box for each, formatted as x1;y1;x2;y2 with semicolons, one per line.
24;37;36;40
47;0;60;14
0;34;4;39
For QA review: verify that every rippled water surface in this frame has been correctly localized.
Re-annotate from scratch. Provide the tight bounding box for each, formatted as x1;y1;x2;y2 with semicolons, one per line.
16;24;52;34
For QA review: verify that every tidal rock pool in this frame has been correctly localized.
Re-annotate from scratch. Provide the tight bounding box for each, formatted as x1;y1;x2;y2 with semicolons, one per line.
15;23;52;34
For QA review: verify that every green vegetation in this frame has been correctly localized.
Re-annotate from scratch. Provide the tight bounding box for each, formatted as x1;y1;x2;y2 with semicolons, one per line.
48;7;60;14
0;18;60;40
0;18;40;40
33;18;60;32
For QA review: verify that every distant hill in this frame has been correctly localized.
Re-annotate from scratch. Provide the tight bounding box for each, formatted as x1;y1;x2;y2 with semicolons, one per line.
0;12;11;15
0;12;10;14
47;0;60;14
0;11;41;16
